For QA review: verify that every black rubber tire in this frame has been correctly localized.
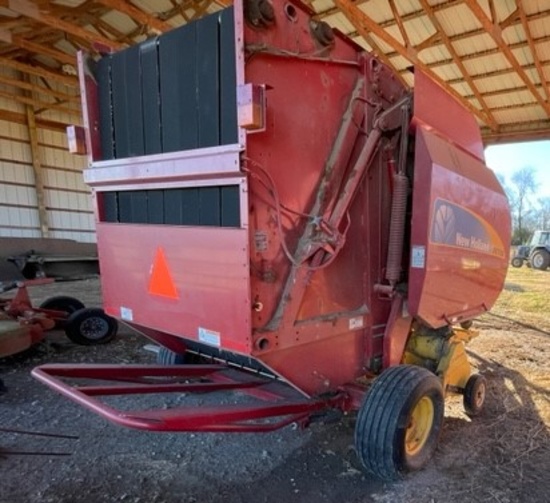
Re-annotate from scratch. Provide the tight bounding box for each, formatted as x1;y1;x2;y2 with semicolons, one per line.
157;346;188;365
64;308;118;345
39;296;85;327
511;257;523;268
463;374;487;417
354;365;445;481
530;250;550;271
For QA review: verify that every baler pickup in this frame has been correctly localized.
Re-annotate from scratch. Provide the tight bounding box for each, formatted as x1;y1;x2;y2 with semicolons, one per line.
32;363;348;432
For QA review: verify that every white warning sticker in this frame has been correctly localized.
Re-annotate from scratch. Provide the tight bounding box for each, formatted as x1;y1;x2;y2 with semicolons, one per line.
349;316;364;330
198;327;221;347
411;245;426;269
120;306;133;321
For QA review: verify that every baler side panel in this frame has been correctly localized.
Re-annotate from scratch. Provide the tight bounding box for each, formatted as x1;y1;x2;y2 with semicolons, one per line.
243;6;362;334
97;221;251;355
409;126;511;328
242;1;406;393
412;70;485;161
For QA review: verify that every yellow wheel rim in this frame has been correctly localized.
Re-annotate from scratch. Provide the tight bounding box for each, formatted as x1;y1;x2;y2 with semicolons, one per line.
405;396;434;456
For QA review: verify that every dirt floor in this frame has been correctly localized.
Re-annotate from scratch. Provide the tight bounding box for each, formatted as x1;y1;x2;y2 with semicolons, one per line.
1;272;549;503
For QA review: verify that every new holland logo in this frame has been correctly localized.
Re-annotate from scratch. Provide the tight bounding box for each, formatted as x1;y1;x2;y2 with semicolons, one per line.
430;199;505;258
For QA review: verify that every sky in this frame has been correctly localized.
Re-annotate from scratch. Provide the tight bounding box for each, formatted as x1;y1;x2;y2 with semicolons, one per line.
485;140;550;199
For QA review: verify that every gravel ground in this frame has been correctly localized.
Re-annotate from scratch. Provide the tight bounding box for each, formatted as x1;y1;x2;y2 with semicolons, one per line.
1;278;549;502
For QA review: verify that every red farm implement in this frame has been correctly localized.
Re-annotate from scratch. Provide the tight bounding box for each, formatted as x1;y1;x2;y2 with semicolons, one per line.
33;0;511;480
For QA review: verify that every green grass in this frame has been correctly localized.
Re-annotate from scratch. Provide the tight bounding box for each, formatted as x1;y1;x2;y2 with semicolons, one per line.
489;266;550;332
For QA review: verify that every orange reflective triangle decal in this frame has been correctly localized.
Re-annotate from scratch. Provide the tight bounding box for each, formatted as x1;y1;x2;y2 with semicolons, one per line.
148;247;179;299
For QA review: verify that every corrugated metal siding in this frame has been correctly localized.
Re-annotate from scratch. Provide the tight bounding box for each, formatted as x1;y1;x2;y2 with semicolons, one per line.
0;67;94;242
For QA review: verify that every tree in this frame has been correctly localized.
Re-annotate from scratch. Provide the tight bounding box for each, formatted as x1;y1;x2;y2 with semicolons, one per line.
537;196;550;229
509;167;537;244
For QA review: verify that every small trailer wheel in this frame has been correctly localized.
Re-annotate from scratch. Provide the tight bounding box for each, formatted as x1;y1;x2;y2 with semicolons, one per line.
157;346;188;365
463;374;487;417
510;257;523;268
354;365;444;481
40;296;85;327
64;308;118;345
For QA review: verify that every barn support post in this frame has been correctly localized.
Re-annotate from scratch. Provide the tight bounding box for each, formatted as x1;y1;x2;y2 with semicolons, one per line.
23;74;50;238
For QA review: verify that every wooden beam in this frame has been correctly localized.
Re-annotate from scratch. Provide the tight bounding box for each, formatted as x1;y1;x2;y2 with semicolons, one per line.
0;108;71;131
332;0;493;127
0;88;81;118
418;0;497;130
0;73;80;103
415;33;550;71
318;0;452;24
499;8;520;30
94;0;172;34
190;0;214;21
465;0;550;116
5;0;124;51
23;75;49;238
92;17;134;45
462;83;540;101
0;28;76;65
517;0;549;101
445;60;550;85
388;0;410;47
0;57;80;89
346;7;546;59
415;31;441;53
482;120;550;144
488;0;497;23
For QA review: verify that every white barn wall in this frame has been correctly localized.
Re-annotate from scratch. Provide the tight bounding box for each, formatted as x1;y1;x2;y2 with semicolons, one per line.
0;66;94;243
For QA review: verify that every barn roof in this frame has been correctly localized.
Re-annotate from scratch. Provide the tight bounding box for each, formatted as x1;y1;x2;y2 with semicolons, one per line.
0;0;548;144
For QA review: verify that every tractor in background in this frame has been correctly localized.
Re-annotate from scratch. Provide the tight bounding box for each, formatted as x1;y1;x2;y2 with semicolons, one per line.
511;230;550;270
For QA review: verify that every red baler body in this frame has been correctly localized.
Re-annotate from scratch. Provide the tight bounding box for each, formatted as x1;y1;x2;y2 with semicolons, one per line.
36;0;510;410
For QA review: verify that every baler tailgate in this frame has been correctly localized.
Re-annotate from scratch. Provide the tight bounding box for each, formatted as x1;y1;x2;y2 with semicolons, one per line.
32;364;346;432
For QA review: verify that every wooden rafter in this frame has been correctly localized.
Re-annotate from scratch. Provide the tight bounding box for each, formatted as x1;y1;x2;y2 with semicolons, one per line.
0;73;80;103
1;0;124;50
488;0;497;23
93;17;134;45
319;0;451;25
415;31;440;53
94;0;172;34
418;33;550;72
332;0;495;127
388;0;410;47
0;108;71;131
516;0;549;101
345;6;539;59
482;120;550;144
445;61;549;85
464;0;550;116
463;83;547;100
417;0;497;130
0;88;81;118
0;56;79;87
0;28;76;64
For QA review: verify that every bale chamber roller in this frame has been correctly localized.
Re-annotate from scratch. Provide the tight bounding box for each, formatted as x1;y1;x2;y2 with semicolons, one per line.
33;0;511;481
